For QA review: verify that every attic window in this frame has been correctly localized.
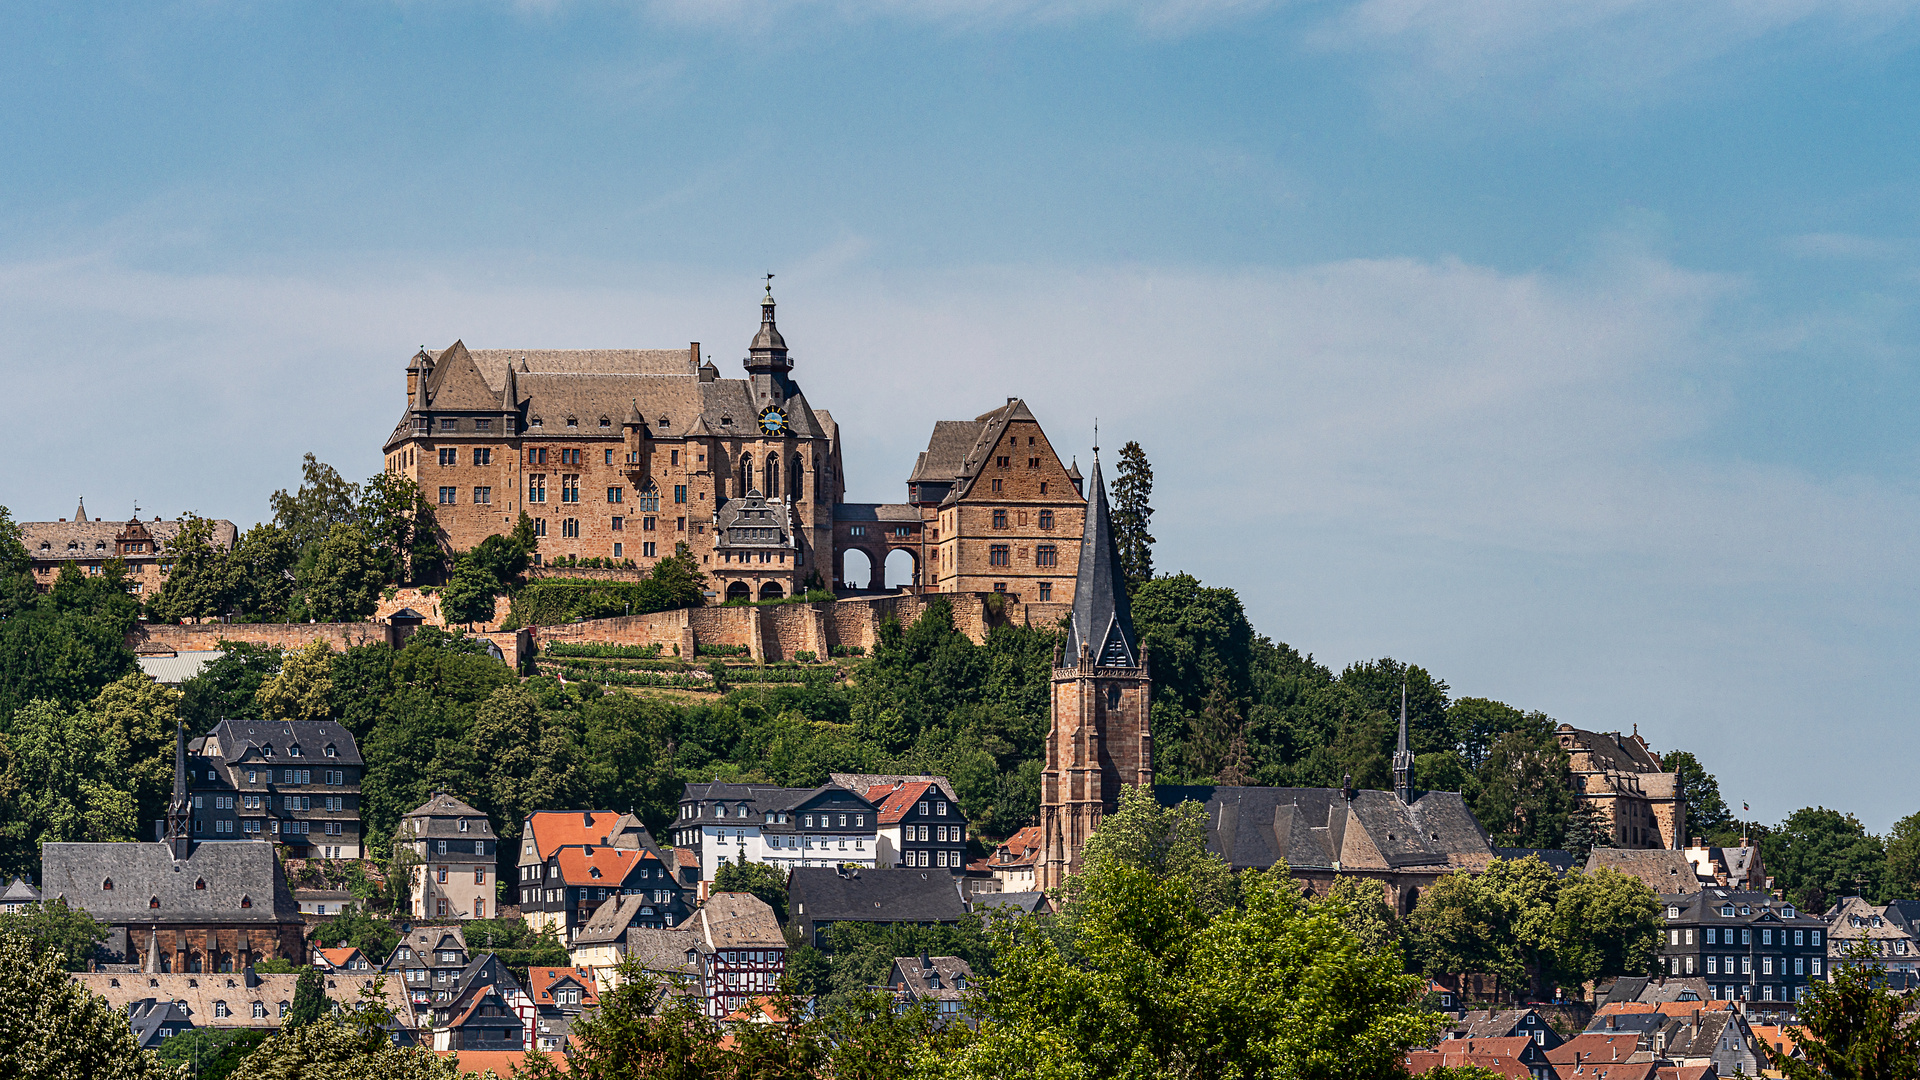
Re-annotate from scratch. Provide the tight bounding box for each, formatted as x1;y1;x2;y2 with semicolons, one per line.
599;416;611;428
657;417;669;428
196;879;206;891
262;745;274;757
102;878;113;891
325;745;337;757
590;866;602;878
1784;906;1795;918
531;416;543;428
440;418;458;432
289;745;302;757
150;897;161;909
96;541;107;550
566;417;578;428
39;541;48;550
721;416;733;426
241;896;252;909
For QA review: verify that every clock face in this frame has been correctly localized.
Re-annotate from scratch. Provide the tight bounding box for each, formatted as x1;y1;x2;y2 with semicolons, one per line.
759;407;790;436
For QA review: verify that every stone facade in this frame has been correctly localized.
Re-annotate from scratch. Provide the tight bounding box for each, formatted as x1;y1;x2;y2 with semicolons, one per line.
382;288;842;602
190;718;365;859
1557;725;1685;849
22;503;237;598
397;794;499;921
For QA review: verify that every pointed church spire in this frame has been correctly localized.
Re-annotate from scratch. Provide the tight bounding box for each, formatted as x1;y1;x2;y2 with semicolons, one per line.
165;720;191;861
1063;454;1138;667
1393;672;1413;804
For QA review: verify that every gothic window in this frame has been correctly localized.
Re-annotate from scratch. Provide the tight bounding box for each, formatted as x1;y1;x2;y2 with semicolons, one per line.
739;454;753;496
764;453;780;498
195;879;206;890
150;897;161;909
102;878;113;891
790;456;803;498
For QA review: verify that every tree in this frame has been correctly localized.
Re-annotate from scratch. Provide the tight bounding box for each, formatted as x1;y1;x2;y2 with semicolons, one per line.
142;513;236;622
1779;939;1920;1080
1765;807;1888;910
307;905;400;964
230;985;460;1080
1886;812;1920;902
271;453;362;558
714;857;790;921
155;1028;267;1080
0;562;140;720
5;700;139;869
937;857;1441;1080
1471;717;1577;849
255;641;335;724
1549;867;1660;989
294;524;384;622
287;966;328;1029
0;929;178;1079
179;642;283;732
1071;784;1235;915
1317;875;1400;956
0;898;108;971
227;523;300;620
1110;440;1155;589
437;554;498;627
358;472;430;585
1663;749;1735;844
87;673;183;834
1562;800;1614;861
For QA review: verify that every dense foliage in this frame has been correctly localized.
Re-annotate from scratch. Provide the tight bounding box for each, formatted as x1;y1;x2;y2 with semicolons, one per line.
0;929;177;1080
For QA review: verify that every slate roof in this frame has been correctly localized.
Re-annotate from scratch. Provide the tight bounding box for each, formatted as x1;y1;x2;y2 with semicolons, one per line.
1494;848;1578;875
205;718;364;767
23;517;238;562
889;954;973;1004
987;826;1041;871
385;926;470;975
1547;1033;1649;1067
832;504;922;523
1152;786;1494;872
789;868;968;925
0;875;41;904
1587;849;1700;895
619;927;705;977
127;998;194;1048
1061;456;1137;667
693;892;784;949
41;840;299;925
1557;726;1666;773
573;893;662;947
402;794;493;836
972;891;1047;915
831;773;956;804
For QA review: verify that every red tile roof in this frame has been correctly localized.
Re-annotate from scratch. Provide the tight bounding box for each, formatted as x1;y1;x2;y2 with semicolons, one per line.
991;826;1042;868
1553;1064;1655;1080
1750;1024;1801;1060
865;782;936;825
314;946;362;969
526;811;623;860
1408;1045;1533;1080
554;846;645;887
434;1049;546;1076
1547;1034;1645;1067
528;966;599;1006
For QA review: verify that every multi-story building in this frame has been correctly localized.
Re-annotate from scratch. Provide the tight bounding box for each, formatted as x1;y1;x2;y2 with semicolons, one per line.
1682;837;1769;891
395;794;499;920
671;782;882;880
982;826;1040;891
686;892;787;1018
1656;888;1826;1012
381;287;845;601
895;399;1087;600
860;777;971;871
1556;725;1685;850
517;810;685;941
384;925;472;1007
1827;896;1920;982
42;727;306;973
20;502;237;597
425;953;525;1053
188;719;364;859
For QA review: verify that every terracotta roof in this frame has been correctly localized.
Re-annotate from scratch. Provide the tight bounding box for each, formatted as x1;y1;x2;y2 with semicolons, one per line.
1553;1063;1655;1080
1548;1033;1648;1066
723;994;796;1024
554;846;646;887
1655;1067;1715;1080
1750;1025;1801;1060
866;782;936;824
991;826;1041;868
434;1049;548;1076
314;947;362;969
528;966;598;1006
526;811;627;860
1408;1045;1533;1080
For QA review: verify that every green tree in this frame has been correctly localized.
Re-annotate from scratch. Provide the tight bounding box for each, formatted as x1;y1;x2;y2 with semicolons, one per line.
436;554;499;627
1317;875;1400;956
287;967;328;1029
1071;785;1235;916
179;642;283;732
5;699;139;868
87;673;183;834
143;513;237;622
308;905;400;964
1548;867;1660;989
271;453;363;558
937;857;1441;1080
231;986;460;1080
155;1028;267;1080
714;856;790;921
1779;940;1920;1080
1562;800;1614;861
1471;717;1577;849
0;898;108;971
0;929;177;1079
1663;749;1735;844
227;522;301;620
1885;812;1920;902
1110;440;1155;589
358;472;430;585
0;562;140;720
255;641;335;724
1406;856;1560;1002
294;524;384;622
1765;807;1888;911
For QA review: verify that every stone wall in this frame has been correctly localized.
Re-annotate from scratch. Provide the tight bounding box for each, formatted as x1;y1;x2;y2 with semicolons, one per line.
132;622;394;654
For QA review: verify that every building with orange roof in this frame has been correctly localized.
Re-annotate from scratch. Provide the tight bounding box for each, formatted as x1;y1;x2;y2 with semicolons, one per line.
1408;1036;1556;1080
517;966;598;1055
517;810;685;942
310;945;373;972
861;778;970;872
983;825;1041;891
1748;1025;1800;1063
1654;1066;1717;1080
433;1049;548;1076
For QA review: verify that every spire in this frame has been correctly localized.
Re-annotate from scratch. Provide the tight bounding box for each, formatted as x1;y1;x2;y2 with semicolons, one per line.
746;275;790;374
1393;672;1414;804
501;361;518;412
165;720;192;860
1063;455;1138;667
74;497;87;523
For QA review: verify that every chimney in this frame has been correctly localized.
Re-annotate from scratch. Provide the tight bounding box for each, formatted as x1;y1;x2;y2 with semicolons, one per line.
691;342;701;367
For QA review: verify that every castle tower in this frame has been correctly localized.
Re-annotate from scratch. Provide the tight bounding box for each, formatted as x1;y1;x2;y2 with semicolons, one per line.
1037;454;1152;891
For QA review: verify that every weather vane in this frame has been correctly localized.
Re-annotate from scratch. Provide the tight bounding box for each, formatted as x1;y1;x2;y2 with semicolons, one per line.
764;272;775;296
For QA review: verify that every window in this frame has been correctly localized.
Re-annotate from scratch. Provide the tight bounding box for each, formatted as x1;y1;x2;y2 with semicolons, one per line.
529;447;546;464
439;448;457;466
1763;928;1773;945
677;517;686;532
214;1001;230;1018
1742;929;1751;945
473;487;491;504
534;518;546;537
102;878;113;891
989;545;1009;566
439;487;457;504
529;475;546;502
611;516;623;531
1707;956;1718;974
1795;956;1806;975
472;448;491;465
608;487;624;503
1813;958;1823;975
1667;906;1679;919
438;840;448;855
1038;582;1052;601
992;510;1008;528
1036;544;1057;568
475;867;486;884
1795;930;1805;946
991;478;1002;493
252;1001;267;1019
562;475;580;502
1784;906;1796;917
563;518;579;538
675;484;687;504
613;542;623;558
643;542;656;557
1813;930;1823;946
643;517;655;531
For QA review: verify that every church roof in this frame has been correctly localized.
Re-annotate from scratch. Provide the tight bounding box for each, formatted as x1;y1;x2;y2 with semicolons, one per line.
1152;786;1494;873
41;840;302;925
1061;456;1136;667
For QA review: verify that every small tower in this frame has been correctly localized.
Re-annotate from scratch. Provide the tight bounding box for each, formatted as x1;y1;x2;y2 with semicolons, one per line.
165;720;192;861
744;277;796;406
1038;454;1153;891
1392;675;1414;804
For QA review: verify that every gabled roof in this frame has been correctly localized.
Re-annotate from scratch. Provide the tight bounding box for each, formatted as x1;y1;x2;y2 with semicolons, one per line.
1588;849;1700;895
41;840;300;925
405;794;487;820
525;811;643;860
988;826;1042;869
694;892;784;949
1547;1033;1647;1066
314;946;364;970
888;955;973;1003
1;876;41;903
1407;1050;1531;1080
1152;786;1494;872
574;892;671;947
619;927;704;977
205;719;363;766
527;966;599;1007
866;782;937;824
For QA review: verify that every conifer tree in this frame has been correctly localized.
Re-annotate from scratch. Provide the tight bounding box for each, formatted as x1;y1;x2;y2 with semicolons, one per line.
1111;440;1155;589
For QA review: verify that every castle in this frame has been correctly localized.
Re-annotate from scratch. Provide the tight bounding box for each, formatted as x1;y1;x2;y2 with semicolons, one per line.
383;285;1090;605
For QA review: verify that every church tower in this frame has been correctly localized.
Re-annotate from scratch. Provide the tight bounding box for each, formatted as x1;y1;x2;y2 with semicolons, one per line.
1037;454;1153;891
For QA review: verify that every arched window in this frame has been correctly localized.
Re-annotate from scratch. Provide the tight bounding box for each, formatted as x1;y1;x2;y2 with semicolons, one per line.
739;455;753;497
240;896;252;909
790;456;803;500
764;453;780;499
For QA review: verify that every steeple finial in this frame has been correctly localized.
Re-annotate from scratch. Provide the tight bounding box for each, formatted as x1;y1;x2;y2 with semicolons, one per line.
1063;455;1138;668
1393;671;1413;804
74;497;87;523
747;274;790;375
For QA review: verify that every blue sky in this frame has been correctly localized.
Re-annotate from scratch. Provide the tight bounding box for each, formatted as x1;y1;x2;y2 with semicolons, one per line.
6;0;1920;829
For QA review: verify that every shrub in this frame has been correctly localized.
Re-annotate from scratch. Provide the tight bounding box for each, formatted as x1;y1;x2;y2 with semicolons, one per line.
695;643;751;658
544;642;665;660
830;644;866;657
794;651;817;663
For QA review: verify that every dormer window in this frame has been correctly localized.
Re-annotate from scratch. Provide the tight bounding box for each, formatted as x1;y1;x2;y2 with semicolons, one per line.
262;745;274;757
657;417;669;428
531;416;543;428
324;745;337;757
1667;906;1679;919
39;541;48;550
150;897;161;909
1722;905;1735;917
459;818;469;832
289;745;302;757
102;878;113;891
566;417;578;428
241;896;252;909
1784;906;1795;918
599;416;611;429
195;879;206;891
1741;905;1752;916
590;866;602;879
67;541;77;550
721;416;733;426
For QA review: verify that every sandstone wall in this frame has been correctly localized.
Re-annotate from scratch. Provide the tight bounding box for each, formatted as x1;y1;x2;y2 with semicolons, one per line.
132;622;392;653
